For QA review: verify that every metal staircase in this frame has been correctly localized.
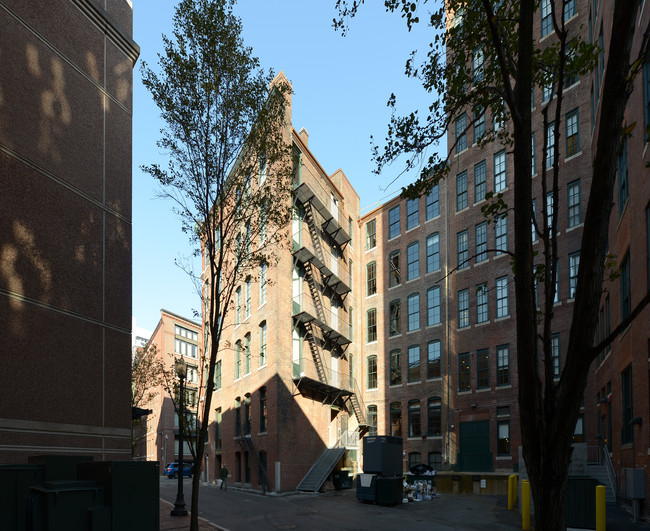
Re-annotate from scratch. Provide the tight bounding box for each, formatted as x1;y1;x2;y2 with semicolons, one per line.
347;378;368;432
237;435;270;493
296;447;346;492
304;320;328;385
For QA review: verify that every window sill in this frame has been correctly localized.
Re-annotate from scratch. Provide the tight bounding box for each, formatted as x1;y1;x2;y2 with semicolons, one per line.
406;277;421;284
476;387;492;393
407;380;421;386
475;320;490;327
564;151;583;163
387;235;401;243
388;334;403;340
258;431;268;437
565;223;583;233
366;387;379;392
458;390;472;395
425;215;441;224
427;376;442;382
405;225;420;234
494;315;511;322
257;364;267;371
496;384;513;390
426;323;442;330
496;456;512;461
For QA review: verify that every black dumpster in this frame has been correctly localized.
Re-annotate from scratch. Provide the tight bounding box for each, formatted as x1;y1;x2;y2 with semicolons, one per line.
0;464;45;531
332;470;353;490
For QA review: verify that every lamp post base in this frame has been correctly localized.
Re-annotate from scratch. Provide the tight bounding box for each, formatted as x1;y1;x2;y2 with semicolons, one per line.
170;494;188;516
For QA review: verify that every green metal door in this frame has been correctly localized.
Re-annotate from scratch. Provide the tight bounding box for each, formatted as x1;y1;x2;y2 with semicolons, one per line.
458;420;493;472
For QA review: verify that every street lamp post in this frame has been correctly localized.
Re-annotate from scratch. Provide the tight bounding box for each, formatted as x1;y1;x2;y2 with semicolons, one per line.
171;359;188;517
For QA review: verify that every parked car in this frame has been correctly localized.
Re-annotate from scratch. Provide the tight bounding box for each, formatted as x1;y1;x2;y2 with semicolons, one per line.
164;462;193;479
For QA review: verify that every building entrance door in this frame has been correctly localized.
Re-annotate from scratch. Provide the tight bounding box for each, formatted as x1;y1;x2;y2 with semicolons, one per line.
458;420;493;472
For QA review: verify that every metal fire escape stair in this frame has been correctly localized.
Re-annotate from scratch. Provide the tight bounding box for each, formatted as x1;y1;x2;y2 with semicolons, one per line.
237;435;270;493
296;447;346;492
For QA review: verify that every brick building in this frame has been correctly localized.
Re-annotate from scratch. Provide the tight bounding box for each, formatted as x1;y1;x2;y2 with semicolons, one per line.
135;310;202;474
0;0;138;463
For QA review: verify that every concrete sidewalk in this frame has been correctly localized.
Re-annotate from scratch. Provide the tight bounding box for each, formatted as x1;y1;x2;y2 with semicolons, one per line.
160;498;219;531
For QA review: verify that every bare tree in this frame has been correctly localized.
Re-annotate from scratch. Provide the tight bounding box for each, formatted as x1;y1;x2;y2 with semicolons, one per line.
141;0;293;527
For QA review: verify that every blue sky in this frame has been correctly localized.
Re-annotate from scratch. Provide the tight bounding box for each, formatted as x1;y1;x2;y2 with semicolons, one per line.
132;0;444;333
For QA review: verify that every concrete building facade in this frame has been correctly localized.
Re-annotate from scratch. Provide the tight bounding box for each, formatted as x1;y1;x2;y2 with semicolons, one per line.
0;0;138;463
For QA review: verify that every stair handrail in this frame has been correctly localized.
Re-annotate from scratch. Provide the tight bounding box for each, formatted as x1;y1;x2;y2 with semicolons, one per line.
602;445;617;499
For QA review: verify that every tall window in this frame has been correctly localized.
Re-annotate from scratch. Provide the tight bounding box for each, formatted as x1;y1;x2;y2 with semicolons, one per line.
429;452;442;470
532;199;538;242
495;215;508;255
455;113;467;153
406;198;419;230
496;276;509;318
474;160;487;203
497;421;511;456
569;252;580;299
235;287;241;325
618;137;629;217
546;121;556;168
348;216;353;247
366;262;377;296
564;0;576;20
259;263;268;305
457;230;469;269
458;289;470;328
245;277;252;319
259;322;267;367
472;48;484;82
494;150;506;192
531;132;536;175
408;400;421;437
259;387;267;432
389;250;401;287
390;402;402;437
235;341;242;379
215;408;222;449
541;0;553;37
645;56;650;141
244;395;251;435
367;405;378;436
476;282;488;323
407;293;420;331
408;345;420;382
621;365;633;444
388;205;400;239
546;191;557;232
566;108;580;157
367;355;378;389
215;360;222;390
567;180;581;227
620;251;631;320
389;300;401;337
427;340;441;379
427;286;441;326
428;397;442;436
349;306;353;340
477;349;489;389
244;334;251;375
426;184;439;220
551;333;561;377
407;242;420;280
426;233;440;273
476;222;488;263
457;171;468;211
459;352;470;391
390;350;401;385
366;219;376;250
497;344;510;386
473;108;486;142
367;309;377;342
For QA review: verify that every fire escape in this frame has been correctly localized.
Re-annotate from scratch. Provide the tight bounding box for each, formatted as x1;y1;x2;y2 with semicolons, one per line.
291;180;368;433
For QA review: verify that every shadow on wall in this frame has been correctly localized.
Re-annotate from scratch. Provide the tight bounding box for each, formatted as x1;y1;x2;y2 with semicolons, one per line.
209;373;332;491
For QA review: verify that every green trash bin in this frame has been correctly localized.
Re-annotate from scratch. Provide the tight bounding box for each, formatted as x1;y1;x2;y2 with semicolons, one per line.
0;464;45;531
566;475;599;529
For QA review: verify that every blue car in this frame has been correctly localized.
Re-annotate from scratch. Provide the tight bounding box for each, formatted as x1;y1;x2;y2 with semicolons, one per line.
164;462;193;479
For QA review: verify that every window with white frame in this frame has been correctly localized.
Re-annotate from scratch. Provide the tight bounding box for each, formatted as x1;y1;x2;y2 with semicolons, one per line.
427;286;441;326
407;293;420;331
497;344;509;386
367;355;378;389
458;289;470;328
259;263;267;305
496;276;509;318
476;282;488;323
546;121;556;168
406;198;419;230
457;230;469;269
566;108;580;157
474;160;487;202
245;277;251;319
569;252;580;299
567;180;581;228
367;309;377;343
407;242;420;280
259;322;267;367
366;262;377;296
551;333;560;377
426;233;440;273
494;150;506;192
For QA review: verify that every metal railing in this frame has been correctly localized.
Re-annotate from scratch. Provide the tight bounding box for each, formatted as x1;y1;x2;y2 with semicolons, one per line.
602;446;617;498
292;295;352;343
334;429;360;449
292;226;351;284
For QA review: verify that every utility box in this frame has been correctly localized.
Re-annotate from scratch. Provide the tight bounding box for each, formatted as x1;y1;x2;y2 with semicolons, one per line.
566;476;599;530
622;468;646;499
362;436;403;476
27;480;105;531
375;476;403;506
78;461;159;531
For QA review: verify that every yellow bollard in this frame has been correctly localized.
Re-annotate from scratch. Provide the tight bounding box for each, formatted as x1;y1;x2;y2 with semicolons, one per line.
513;474;518;505
508;474;518;510
596;485;606;531
522;480;530;530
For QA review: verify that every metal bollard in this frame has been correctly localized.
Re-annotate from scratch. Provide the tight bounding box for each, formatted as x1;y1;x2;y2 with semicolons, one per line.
522;480;530;530
508;474;517;510
596;484;606;531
